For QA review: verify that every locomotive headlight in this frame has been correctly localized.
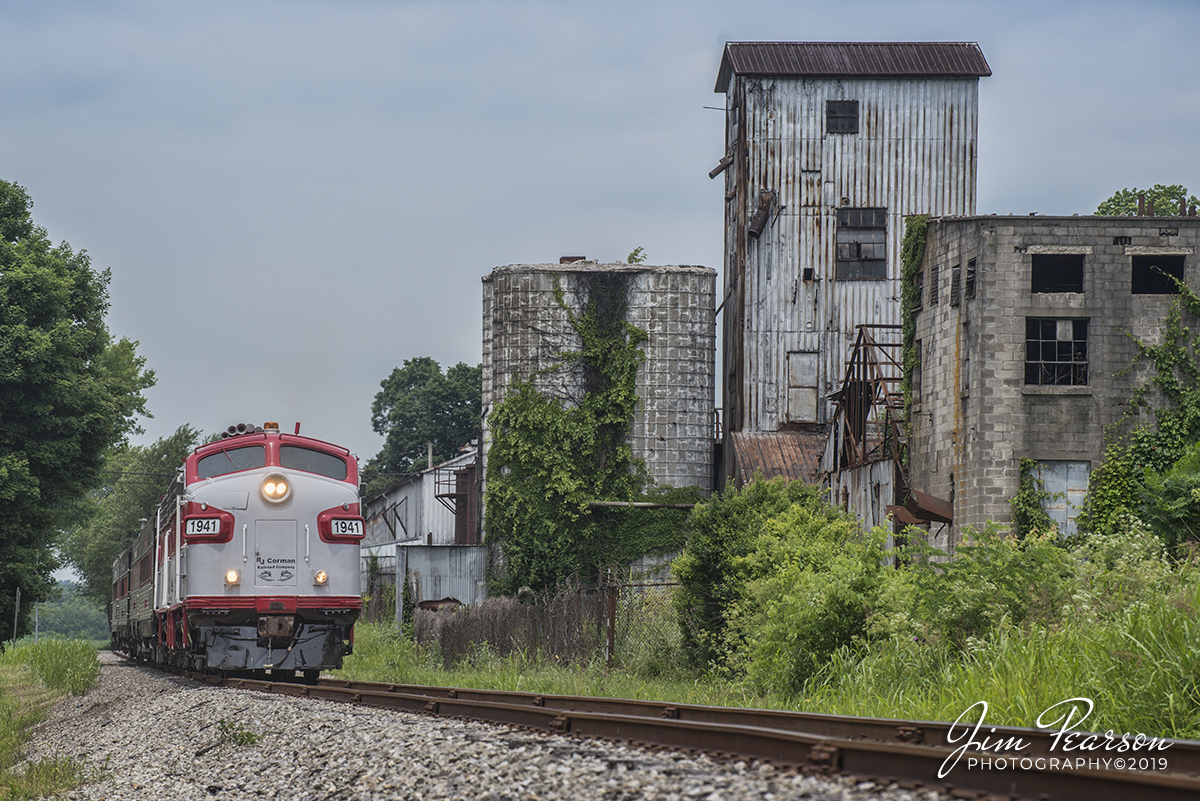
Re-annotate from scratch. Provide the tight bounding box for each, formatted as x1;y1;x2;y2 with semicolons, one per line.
261;473;292;503
225;569;240;586
313;570;329;585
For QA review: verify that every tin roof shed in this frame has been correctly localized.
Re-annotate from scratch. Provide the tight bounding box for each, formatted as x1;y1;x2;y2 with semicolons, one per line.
715;41;991;91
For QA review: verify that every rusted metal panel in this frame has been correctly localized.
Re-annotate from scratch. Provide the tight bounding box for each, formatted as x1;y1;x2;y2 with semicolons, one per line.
729;430;825;486
905;488;954;524
717;42;991;92
402;544;488;607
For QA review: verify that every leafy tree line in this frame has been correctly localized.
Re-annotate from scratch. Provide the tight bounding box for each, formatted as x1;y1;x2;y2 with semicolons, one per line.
1096;183;1199;216
64;426;199;605
0;180;154;639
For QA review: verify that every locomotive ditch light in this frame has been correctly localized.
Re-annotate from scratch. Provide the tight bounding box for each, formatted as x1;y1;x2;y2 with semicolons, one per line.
313;570;329;586
225;569;240;586
261;473;292;503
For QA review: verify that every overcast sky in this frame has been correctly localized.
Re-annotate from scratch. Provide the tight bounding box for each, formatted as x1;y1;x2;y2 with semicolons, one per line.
3;0;1197;466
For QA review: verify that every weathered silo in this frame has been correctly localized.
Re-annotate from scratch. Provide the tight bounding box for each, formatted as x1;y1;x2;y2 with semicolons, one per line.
481;260;716;493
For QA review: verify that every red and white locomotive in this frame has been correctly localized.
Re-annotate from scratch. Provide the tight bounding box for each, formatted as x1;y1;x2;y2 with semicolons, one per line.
111;422;364;678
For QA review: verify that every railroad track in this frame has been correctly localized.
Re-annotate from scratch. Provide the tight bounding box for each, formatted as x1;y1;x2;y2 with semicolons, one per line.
169;672;1200;801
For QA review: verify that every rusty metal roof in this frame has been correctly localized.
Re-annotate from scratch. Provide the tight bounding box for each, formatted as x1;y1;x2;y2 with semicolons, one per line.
729;430;826;486
716;42;991;92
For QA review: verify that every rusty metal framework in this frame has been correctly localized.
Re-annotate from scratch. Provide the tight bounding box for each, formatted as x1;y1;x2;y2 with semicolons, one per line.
434;463;480;545
826;323;953;526
828;324;906;475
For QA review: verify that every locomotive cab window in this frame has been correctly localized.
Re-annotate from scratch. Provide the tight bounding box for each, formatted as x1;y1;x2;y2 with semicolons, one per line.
280;445;348;480
197;445;267;479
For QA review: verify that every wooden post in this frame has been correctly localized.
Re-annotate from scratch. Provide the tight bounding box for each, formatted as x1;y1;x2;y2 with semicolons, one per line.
605;566;617;666
11;587;19;645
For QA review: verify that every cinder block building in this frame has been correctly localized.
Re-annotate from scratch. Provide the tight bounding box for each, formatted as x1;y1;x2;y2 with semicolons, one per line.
481;261;717;493
910;214;1200;547
713;41;991;486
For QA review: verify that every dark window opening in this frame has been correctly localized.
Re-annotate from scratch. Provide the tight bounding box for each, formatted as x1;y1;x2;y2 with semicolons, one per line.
826;100;859;134
1132;255;1185;294
929;265;940;305
280;445;349;481
965;258;977;299
802;266;814;282
912;271;924;311
198;446;267;479
1113;236;1132;246
1031;253;1084;293
835;207;886;280
1025;318;1089;386
950;264;962;306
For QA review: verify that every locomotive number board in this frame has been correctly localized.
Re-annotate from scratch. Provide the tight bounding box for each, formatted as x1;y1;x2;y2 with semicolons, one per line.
330;519;363;537
186;518;222;535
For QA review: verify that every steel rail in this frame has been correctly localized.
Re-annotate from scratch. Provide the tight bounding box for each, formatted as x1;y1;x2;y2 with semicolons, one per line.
314;679;1200;774
210;675;1200;801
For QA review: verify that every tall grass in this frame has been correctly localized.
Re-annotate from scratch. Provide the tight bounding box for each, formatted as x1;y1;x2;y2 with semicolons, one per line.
0;639;101;799
340;622;774;707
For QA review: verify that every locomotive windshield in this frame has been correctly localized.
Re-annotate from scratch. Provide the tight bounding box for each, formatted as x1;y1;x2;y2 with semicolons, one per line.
279;445;348;480
197;445;267;479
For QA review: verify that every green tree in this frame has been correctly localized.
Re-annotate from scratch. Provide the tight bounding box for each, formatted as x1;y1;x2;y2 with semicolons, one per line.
0;179;154;639
63;425;198;605
366;358;481;490
1096;184;1199;216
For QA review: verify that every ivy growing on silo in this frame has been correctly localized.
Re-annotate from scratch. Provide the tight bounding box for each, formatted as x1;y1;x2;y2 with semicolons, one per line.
900;215;929;446
484;273;698;594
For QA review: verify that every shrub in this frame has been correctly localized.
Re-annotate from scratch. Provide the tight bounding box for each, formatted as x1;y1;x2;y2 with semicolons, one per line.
903;526;1073;648
672;478;828;668
731;503;891;693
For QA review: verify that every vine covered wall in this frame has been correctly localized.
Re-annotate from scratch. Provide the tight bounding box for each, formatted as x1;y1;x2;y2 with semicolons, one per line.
484;269;706;594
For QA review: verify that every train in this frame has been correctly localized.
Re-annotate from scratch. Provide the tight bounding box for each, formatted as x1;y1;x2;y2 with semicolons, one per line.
110;422;364;679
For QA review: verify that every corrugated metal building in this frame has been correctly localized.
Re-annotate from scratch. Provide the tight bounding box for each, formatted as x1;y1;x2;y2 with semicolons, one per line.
362;445;487;607
714;41;990;487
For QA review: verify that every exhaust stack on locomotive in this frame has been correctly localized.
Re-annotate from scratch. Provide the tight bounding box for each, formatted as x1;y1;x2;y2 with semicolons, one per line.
110;422;364;678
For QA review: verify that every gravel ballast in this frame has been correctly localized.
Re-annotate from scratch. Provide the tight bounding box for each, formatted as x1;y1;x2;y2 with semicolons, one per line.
23;651;950;800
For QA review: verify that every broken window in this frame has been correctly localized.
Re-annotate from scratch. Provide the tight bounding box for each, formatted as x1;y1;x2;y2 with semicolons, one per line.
1025;318;1088;386
965;258;977;299
929;265;940;305
912;271;924;311
1031;253;1084;293
1131;255;1185;294
826;100;859;134
835;208;886;280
